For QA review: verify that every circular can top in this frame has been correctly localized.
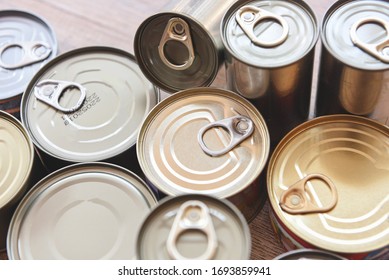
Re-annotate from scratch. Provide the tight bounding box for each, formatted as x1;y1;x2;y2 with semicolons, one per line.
0;111;34;209
134;13;219;93
267;115;389;256
322;0;389;70
7;162;158;260
21;46;158;163
137;194;251;260
274;249;346;260
137;87;270;199
222;0;318;68
0;10;57;100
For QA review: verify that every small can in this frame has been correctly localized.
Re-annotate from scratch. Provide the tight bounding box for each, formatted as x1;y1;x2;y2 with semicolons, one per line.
0;10;58;119
316;0;389;126
20;46;158;174
134;0;236;93
221;0;319;145
267;115;389;259
136;194;251;260
137;88;270;222
274;249;346;260
7;162;158;260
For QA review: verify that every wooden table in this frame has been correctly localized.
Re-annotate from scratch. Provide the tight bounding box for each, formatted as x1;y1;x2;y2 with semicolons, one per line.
0;0;336;260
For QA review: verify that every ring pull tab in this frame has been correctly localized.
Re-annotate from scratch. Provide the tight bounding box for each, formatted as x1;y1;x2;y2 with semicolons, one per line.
166;200;218;260
198;115;254;157
350;17;389;63
158;17;195;70
235;5;289;48
0;41;52;69
279;174;338;215
34;79;87;113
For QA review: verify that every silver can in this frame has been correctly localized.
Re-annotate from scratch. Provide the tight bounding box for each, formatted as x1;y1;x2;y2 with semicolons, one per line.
7;162;158;260
134;0;236;93
221;0;319;145
0;10;57;119
274;249;346;260
316;0;389;126
136;194;251;260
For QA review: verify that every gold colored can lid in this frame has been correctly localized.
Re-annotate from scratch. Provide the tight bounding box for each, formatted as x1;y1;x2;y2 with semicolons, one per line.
267;115;389;255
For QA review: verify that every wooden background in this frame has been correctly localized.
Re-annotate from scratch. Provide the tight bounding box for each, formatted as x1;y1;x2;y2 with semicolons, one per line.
0;0;337;260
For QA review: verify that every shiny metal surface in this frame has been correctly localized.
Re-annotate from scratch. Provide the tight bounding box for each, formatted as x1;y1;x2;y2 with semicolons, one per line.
274;249;346;260
137;195;251;260
267;115;389;259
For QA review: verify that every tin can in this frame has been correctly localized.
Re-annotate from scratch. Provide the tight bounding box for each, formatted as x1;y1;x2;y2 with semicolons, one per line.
7;162;158;260
221;0;319;145
20;46;158;174
0;10;58;120
316;0;389;126
134;0;236;93
137;88;270;222
136;194;251;260
274;249;346;260
267;115;389;259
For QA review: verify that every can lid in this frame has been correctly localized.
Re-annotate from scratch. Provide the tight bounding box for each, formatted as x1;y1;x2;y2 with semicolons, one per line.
137;194;251;259
134;13;219;92
21;47;157;162
322;0;389;70
137;88;270;199
274;249;346;260
7;162;158;259
222;0;318;68
267;115;389;254
0;111;34;208
0;10;57;100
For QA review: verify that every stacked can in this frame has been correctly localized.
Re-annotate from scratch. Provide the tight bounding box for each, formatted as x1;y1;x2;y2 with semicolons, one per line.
221;0;319;145
316;0;389;125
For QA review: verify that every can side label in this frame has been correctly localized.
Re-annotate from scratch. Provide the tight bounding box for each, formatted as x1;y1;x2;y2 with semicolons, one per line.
60;92;101;125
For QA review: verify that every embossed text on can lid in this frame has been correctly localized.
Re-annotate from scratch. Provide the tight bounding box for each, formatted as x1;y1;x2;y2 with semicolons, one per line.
7;162;158;260
267;115;389;255
21;47;158;162
136;194;251;259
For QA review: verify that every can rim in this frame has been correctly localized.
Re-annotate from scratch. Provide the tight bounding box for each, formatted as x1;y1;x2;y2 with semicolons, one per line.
274;248;347;260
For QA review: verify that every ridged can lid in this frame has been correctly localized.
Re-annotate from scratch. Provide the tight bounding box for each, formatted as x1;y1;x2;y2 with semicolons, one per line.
274;249;346;260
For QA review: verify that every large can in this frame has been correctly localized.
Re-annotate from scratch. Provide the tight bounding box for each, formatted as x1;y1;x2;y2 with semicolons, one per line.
274;249;346;260
136;194;251;260
137;88;270;222
7;162;158;260
221;0;319;145
267;115;389;259
20;46;158;174
0;10;57;120
134;0;236;93
316;0;389;126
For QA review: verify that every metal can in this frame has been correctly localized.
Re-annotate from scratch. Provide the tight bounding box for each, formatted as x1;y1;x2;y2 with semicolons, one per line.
7;162;158;260
316;0;389;126
137;88;270;222
20;46;158;174
221;0;319;145
134;0;236;93
274;249;346;260
267;115;389;259
136;194;251;260
0;10;58;120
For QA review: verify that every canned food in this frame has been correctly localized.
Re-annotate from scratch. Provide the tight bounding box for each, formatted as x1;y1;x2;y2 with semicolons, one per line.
267;115;389;259
134;0;236;93
221;0;319;145
0;10;57;119
20;46;158;173
274;249;346;260
316;0;389;126
136;194;251;259
7;162;158;260
137;88;270;222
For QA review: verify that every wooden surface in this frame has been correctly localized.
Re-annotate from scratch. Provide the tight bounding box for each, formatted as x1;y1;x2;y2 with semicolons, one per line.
0;0;336;260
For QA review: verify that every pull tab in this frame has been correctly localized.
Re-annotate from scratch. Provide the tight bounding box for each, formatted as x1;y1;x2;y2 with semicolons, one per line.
198;115;254;157
350;17;389;63
34;79;87;113
235;5;289;48
279;174;338;214
158;17;195;70
166;200;218;260
0;41;52;69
